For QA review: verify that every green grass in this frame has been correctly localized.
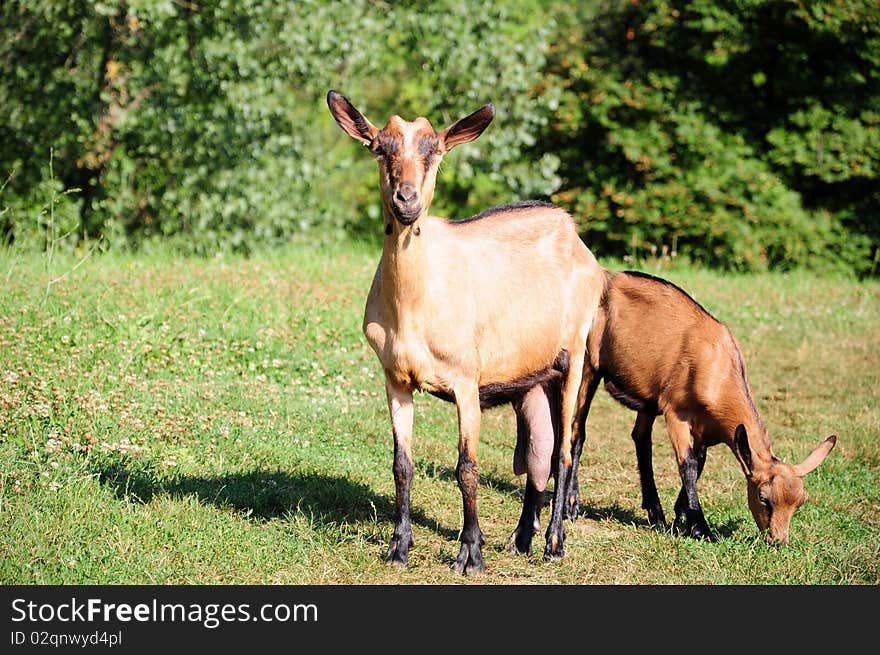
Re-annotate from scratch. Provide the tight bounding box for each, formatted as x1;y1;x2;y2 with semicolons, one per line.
1;241;878;584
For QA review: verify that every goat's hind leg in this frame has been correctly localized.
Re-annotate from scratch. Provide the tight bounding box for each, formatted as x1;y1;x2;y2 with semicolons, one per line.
544;348;587;561
564;368;600;521
506;384;557;555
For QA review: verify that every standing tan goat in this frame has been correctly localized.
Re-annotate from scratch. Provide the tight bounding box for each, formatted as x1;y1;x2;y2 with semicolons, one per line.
562;270;837;544
327;91;604;573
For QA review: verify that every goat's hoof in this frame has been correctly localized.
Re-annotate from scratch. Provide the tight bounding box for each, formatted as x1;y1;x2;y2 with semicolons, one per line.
543;533;565;562
680;522;716;542
452;543;485;575
695;525;717;542
504;528;533;556
542;544;565;562
651;520;670;533
647;507;667;529
384;536;413;568
564;494;581;522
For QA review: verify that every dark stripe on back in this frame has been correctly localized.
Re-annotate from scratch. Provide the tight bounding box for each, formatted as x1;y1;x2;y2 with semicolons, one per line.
452;200;558;225
731;332;766;433
600;269;615;313
621;270;719;324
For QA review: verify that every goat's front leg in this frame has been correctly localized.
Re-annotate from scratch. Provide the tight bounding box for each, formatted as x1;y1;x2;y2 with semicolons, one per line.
673;442;711;539
453;382;485;575
666;415;715;542
384;379;415;568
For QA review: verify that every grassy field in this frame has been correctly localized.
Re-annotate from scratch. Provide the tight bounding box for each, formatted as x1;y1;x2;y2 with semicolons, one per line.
1;241;878;585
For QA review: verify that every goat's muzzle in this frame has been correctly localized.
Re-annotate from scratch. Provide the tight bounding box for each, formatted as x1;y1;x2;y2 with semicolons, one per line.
392;184;421;225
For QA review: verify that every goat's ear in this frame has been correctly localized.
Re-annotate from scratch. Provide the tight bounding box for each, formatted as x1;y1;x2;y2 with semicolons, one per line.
734;424;753;477
327;90;379;146
793;435;837;477
440;104;495;152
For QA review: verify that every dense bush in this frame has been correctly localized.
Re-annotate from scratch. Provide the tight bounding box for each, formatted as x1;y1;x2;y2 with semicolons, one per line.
0;0;556;253
1;0;878;274
541;0;879;274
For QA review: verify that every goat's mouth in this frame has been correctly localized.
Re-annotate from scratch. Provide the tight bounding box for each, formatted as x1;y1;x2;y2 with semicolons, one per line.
392;204;422;225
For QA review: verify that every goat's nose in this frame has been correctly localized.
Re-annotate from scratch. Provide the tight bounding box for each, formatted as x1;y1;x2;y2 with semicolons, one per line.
395;184;417;204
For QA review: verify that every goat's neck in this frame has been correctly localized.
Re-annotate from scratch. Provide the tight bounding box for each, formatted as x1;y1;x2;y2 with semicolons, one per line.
380;217;431;319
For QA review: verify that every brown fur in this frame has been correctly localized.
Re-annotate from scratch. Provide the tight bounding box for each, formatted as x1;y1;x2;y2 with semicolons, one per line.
328;91;604;570
574;270;837;544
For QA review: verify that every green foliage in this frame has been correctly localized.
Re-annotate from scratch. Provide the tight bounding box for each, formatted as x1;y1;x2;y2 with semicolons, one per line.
542;0;880;274
1;0;556;254
1;0;878;273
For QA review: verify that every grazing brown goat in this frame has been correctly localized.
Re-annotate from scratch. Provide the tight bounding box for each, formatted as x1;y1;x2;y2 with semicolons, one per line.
327;91;604;573
561;270;837;544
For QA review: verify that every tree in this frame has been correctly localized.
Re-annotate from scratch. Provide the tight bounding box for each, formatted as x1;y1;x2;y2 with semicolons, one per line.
541;0;879;274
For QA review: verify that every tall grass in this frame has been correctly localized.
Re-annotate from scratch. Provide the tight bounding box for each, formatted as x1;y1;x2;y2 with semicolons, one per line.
1;241;877;584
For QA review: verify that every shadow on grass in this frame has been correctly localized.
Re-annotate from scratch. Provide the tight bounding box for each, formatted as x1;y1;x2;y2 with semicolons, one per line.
567;504;746;541
95;461;745;550
414;458;522;495
96;464;459;542
577;504;650;527
419;459;747;541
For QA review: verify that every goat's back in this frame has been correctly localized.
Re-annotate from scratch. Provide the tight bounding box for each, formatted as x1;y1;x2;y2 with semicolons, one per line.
592;271;747;423
410;203;600;386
